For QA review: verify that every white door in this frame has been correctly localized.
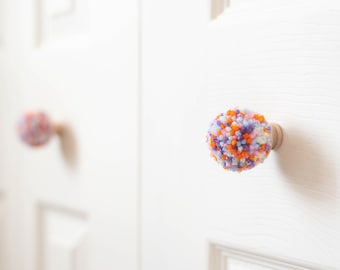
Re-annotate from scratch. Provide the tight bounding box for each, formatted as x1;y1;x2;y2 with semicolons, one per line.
142;0;340;269
0;0;139;269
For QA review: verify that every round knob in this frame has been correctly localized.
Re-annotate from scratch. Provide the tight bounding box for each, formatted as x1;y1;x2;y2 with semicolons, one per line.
207;108;283;172
17;111;61;147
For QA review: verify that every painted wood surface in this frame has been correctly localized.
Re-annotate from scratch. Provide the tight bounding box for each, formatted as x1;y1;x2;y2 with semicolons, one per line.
0;0;139;269
142;0;340;269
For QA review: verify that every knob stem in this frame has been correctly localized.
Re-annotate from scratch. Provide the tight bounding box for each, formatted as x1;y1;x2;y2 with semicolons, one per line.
52;123;64;136
270;123;283;150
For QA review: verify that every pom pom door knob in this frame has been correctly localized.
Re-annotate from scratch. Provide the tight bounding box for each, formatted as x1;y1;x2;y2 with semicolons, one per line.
17;111;62;147
207;108;283;172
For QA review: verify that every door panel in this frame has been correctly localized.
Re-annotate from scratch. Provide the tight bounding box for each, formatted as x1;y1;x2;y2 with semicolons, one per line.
142;0;340;269
38;204;88;270
0;0;138;269
0;0;5;259
0;197;5;270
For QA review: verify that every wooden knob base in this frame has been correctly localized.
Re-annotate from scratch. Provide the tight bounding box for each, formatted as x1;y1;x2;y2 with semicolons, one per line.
270;123;284;150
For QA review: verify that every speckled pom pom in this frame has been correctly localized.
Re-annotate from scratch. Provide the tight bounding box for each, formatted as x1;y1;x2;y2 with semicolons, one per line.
207;108;272;172
17;112;53;147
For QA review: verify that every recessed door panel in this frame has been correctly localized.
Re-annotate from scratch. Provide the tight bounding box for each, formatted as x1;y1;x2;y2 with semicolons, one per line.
38;205;88;270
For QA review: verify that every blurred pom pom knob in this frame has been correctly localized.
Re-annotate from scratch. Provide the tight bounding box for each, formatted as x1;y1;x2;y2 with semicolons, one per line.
207;108;283;172
17;111;62;147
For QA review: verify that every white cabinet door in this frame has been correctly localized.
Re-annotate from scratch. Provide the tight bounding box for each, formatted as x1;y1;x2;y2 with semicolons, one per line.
0;0;138;269
142;0;340;269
